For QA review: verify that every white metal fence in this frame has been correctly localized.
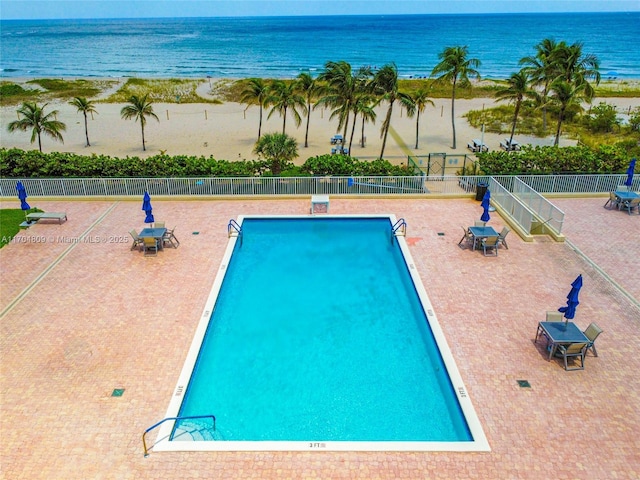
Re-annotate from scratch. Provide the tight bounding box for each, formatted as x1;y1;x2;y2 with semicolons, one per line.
1;174;633;199
1;174;635;237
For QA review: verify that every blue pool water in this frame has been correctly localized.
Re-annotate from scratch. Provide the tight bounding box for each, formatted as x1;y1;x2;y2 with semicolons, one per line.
175;217;472;442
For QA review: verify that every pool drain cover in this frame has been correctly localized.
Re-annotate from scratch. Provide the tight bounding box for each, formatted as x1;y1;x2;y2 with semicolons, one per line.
111;388;125;397
517;380;531;388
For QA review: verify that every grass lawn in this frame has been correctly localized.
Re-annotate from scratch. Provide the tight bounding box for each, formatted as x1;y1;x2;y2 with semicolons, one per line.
0;208;39;248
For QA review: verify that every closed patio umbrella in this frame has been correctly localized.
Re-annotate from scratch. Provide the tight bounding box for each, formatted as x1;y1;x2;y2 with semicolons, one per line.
624;158;636;188
142;191;154;224
16;181;31;220
480;189;491;222
558;274;583;324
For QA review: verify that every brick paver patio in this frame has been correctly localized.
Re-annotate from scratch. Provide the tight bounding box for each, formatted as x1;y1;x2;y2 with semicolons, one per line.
1;196;638;479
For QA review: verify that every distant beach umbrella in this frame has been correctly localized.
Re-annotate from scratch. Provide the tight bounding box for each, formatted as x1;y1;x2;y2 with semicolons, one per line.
480;189;491;222
624;158;636;188
142;191;154;224
558;274;583;323
16;181;30;212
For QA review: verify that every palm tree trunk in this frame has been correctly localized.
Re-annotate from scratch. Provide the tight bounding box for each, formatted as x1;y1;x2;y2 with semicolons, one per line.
542;84;549;132
304;101;311;147
379;102;393;159
342;108;350;139
348;114;357;153
37;132;42;152
554;107;564;147
282;106;287;135
141;123;146;151
258;105;263;140
83;112;90;146
451;82;457;149
360;115;366;147
509;101;521;145
415;111;420;149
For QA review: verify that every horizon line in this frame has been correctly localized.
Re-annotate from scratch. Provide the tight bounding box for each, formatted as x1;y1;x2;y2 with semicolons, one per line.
2;10;640;21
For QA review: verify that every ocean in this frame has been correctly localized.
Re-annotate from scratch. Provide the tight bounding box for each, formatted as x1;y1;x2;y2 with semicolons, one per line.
1;12;639;80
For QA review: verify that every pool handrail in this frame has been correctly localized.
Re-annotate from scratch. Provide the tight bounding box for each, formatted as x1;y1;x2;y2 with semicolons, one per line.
228;219;242;238
143;414;216;457
392;218;407;237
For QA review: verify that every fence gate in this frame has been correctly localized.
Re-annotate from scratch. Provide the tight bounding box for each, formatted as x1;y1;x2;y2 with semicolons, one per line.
408;153;473;177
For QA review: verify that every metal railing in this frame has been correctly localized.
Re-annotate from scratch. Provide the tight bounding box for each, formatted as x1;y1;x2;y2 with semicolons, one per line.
492;176;565;235
488;178;536;235
2;174;633;199
142;414;216;457
514;174;638;194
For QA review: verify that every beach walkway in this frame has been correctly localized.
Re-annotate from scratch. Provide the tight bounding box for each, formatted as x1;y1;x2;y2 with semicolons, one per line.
0;196;638;479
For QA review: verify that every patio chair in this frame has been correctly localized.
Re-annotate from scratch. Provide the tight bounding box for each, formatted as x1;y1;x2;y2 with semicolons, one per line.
458;226;473;248
497;226;510;249
142;237;159;257
154;221;165;228
621;197;640;215
481;236;499;256
556;342;588;371
603;192;620;210
583;322;603;357
474;220;486;227
546;311;564;321
129;229;143;251
163;227;180;248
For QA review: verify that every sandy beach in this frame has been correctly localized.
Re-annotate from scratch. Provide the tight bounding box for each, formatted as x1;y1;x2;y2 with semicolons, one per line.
1;79;639;166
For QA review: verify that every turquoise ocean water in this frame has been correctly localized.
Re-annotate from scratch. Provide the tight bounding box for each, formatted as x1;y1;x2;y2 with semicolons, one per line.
1;12;638;79
176;218;471;442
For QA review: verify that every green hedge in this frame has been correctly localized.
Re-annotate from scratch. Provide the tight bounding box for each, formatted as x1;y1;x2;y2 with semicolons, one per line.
4;146;631;178
0;148;416;178
476;144;634;175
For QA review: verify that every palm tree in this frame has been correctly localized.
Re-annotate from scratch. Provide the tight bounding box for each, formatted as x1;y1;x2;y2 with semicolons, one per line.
552;42;601;120
352;94;377;150
296;72;319;147
120;94;159;151
547;77;589;146
371;63;413;159
253;132;299;175
431;46;481;149
554;41;601;88
494;70;532;147
266;80;306;135
69;97;98;147
406;88;434;149
239;78;270;140
520;38;561;132
7;102;66;152
317;61;372;141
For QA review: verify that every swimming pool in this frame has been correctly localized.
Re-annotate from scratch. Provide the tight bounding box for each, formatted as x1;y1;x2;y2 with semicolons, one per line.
156;215;489;452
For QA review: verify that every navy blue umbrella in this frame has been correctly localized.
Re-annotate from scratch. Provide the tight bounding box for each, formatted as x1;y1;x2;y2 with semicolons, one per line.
142;191;154;224
558;274;583;322
480;189;491;222
624;158;636;188
16;181;31;216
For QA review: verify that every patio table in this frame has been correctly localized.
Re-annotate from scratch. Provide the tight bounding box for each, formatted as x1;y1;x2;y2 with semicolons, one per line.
139;227;167;251
535;321;589;360
468;226;498;250
614;190;639;201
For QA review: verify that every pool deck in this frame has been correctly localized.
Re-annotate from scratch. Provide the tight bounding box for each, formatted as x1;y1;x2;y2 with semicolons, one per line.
1;196;639;479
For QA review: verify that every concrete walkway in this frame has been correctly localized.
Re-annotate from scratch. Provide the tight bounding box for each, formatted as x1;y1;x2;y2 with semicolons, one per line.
0;196;638;479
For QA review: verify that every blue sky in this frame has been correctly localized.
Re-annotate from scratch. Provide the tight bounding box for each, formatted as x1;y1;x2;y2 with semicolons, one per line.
1;0;639;20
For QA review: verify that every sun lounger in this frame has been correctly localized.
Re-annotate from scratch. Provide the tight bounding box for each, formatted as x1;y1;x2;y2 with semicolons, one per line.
26;212;67;224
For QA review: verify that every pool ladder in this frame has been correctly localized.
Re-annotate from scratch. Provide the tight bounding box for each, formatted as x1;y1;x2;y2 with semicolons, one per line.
391;218;407;241
228;219;243;244
142;414;216;456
